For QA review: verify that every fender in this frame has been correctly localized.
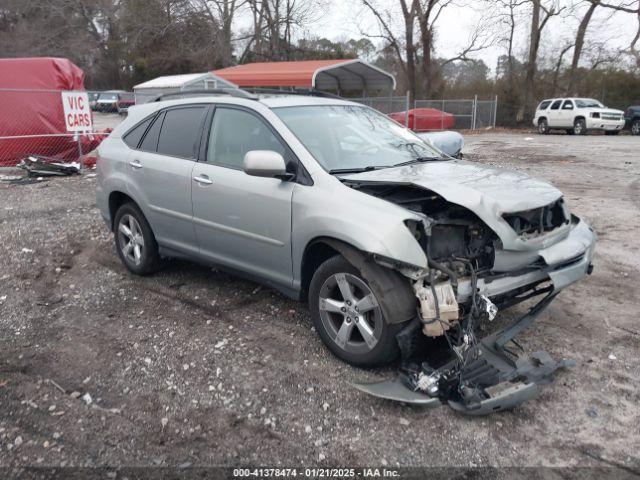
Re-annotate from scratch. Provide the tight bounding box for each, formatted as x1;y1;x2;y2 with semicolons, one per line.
313;238;417;325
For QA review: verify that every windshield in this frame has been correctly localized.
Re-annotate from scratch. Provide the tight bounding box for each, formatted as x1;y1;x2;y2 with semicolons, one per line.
575;99;604;108
273;105;446;172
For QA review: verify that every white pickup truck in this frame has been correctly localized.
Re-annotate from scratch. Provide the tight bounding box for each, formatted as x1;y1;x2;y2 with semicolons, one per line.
533;97;625;135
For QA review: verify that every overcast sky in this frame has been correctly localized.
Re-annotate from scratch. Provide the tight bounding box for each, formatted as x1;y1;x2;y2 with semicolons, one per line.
290;0;639;75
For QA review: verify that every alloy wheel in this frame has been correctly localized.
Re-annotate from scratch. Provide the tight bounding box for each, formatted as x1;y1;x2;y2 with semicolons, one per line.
538;120;547;134
117;214;145;265
318;272;383;354
632;120;640;136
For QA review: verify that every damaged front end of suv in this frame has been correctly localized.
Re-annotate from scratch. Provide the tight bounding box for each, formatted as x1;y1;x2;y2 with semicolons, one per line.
341;161;596;415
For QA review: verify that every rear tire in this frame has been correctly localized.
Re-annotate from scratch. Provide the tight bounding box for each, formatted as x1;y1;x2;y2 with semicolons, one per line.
632;119;640;136
309;255;406;367
537;118;549;135
114;203;162;275
574;118;587;135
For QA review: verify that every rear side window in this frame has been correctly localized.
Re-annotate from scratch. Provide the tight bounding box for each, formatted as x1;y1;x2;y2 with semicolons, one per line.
157;107;206;158
550;100;562;110
538;100;551;110
139;112;164;152
123;116;154;148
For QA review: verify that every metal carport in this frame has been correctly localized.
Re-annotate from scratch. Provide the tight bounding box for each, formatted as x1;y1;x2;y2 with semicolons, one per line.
213;59;395;95
133;72;237;104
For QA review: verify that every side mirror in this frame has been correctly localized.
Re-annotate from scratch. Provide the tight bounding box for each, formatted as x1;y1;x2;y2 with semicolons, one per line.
243;150;292;180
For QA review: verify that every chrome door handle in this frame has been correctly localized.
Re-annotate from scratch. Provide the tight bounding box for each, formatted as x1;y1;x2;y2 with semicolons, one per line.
193;175;213;185
129;160;142;169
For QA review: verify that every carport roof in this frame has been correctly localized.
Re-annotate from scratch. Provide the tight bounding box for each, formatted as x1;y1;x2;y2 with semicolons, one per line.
133;72;236;90
213;59;396;91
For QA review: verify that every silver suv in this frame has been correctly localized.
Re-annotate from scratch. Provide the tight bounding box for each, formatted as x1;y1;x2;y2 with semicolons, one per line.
96;90;595;391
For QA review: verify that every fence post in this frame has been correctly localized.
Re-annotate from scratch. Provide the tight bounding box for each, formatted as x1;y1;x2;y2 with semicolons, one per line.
405;90;410;127
493;94;498;128
472;94;478;130
77;132;84;171
441;98;445;130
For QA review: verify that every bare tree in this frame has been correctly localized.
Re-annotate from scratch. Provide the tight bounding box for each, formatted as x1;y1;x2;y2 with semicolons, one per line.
359;0;419;100
523;0;565;120
190;0;246;67
597;0;640;67
414;1;492;98
242;0;324;62
361;0;492;100
565;0;600;95
552;41;575;94
497;0;527;85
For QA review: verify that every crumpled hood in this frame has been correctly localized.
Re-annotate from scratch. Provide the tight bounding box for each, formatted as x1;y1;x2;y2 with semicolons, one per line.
341;160;561;213
342;160;566;251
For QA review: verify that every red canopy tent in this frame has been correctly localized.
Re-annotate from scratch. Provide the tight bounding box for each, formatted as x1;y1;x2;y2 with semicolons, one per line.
0;57;101;166
213;59;395;93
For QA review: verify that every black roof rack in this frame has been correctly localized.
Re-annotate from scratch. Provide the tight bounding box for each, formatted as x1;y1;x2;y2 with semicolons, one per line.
153;88;258;102
244;88;343;99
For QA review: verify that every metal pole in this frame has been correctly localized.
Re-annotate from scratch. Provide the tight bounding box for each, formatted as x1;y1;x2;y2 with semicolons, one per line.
493;95;498;128
441;98;445;131
472;94;478;130
405;90;410;128
77;132;84;171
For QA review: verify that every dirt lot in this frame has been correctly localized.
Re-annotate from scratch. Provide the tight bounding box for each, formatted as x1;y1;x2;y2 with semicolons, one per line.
0;129;638;472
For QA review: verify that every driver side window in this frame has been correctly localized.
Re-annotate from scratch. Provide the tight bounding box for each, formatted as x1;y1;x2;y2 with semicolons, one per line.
550;100;562;110
207;107;287;170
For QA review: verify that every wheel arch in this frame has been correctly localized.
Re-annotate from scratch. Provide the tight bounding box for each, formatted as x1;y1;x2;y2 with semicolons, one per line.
108;191;138;231
301;237;416;324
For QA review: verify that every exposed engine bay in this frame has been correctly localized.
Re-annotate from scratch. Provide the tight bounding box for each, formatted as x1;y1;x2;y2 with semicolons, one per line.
344;180;590;415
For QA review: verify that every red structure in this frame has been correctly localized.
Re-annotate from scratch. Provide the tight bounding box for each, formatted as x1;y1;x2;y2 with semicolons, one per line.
213;59;395;92
389;108;456;132
0;57;102;166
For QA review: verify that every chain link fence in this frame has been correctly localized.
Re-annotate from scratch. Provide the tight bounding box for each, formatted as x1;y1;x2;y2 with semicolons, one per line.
0;88;498;171
0;89;112;168
356;95;498;132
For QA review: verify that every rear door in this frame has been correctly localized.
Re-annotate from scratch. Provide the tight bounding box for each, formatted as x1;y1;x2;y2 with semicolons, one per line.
127;105;207;254
191;106;295;289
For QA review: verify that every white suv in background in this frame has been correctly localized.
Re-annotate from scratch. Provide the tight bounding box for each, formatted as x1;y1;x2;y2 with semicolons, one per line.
533;97;625;135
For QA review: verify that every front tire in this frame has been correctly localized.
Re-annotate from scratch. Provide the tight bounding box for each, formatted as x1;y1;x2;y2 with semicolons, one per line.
114;203;162;275
632;119;640;136
574;118;587;135
309;256;405;367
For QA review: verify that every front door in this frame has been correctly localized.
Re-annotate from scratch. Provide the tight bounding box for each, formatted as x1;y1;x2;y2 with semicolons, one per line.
559;100;575;127
547;99;563;127
191;106;295;289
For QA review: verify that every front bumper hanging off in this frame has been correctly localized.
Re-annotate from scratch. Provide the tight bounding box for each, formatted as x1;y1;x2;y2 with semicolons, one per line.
353;292;575;415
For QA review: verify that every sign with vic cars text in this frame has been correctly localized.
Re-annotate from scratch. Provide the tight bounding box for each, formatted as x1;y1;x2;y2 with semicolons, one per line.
61;91;93;132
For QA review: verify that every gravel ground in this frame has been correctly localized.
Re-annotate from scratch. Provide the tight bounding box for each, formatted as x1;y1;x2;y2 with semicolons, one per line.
0;130;638;472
